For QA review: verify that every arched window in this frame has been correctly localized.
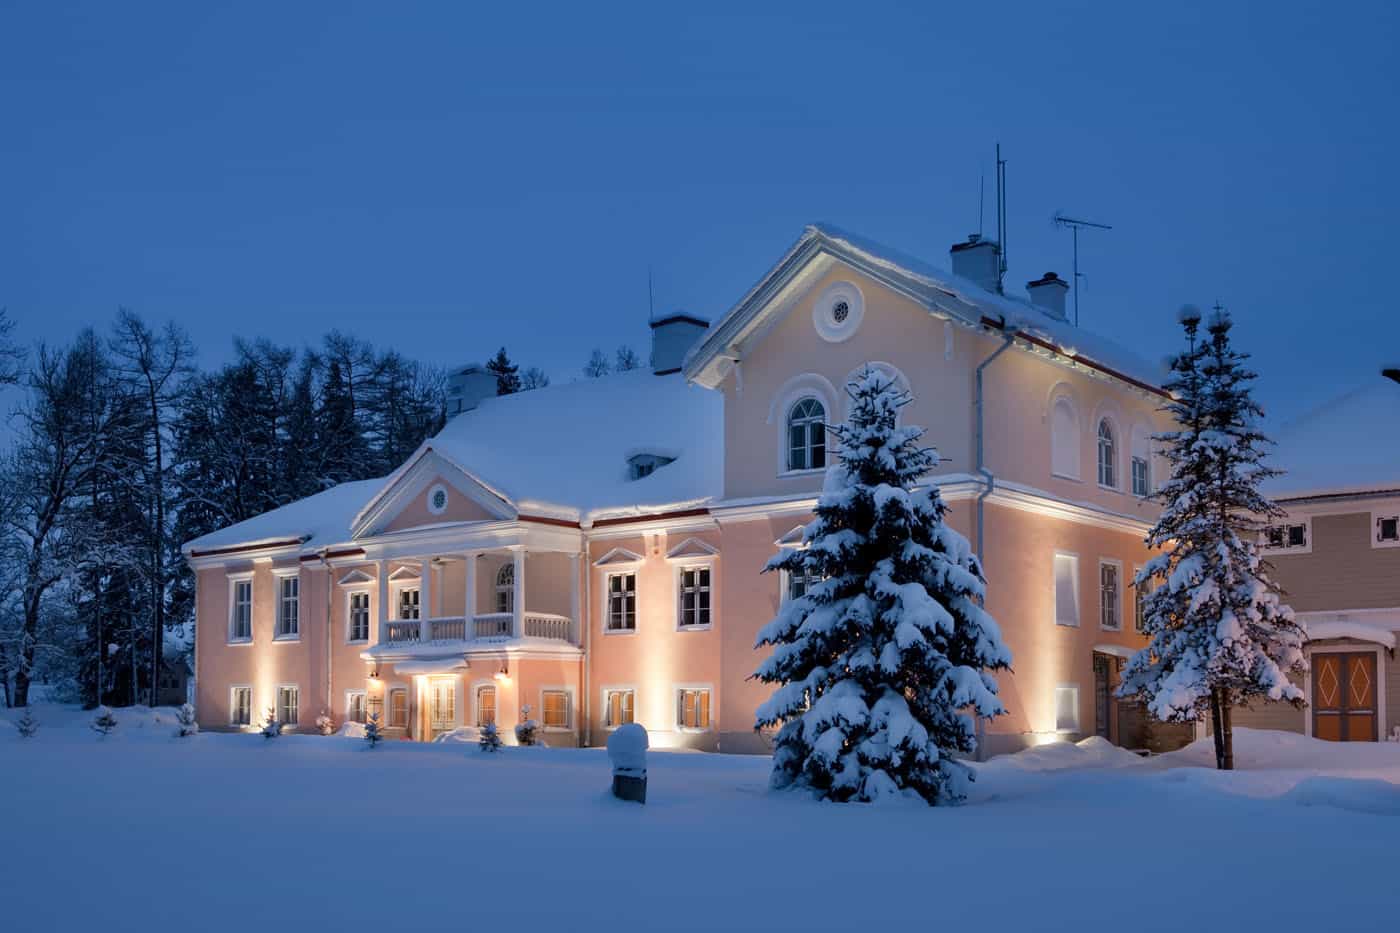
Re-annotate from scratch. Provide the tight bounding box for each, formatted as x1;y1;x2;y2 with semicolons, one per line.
495;563;514;614
1097;420;1117;488
787;398;826;471
1051;396;1080;479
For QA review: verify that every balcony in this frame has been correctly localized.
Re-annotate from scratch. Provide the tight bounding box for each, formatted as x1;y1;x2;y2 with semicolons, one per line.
380;612;574;647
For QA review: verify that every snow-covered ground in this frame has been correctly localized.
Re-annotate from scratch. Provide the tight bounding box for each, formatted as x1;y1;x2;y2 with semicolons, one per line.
3;705;1397;932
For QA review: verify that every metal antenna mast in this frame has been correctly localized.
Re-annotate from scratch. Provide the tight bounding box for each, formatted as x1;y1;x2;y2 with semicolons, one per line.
995;144;1007;294
1053;212;1112;326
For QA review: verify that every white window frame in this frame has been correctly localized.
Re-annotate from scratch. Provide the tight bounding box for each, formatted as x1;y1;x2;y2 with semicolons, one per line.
393;583;422;621
1132;564;1148;634
473;682;497;728
345;587;372;643
1259;519;1312;555
1371;511;1400;549
494;563;514;615
601;686;637;730
227;572;254;644
1050;393;1081;481
539;687;574;732
345;689;367;725
781;566;822;604
604;571;638;634
276;684;299;729
1096;418;1118;490
1130;455;1151;498
674;562;714;631
1053;552;1081;628
785;397;827;474
1054;684;1080;734
388;687;409;729
1098;559;1123;632
675;684;714;733
229;684;253;728
428;676;457;732
272;569;300;641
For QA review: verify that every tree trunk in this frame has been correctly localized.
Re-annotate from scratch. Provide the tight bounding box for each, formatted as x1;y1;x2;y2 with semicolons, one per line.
1209;688;1226;770
0;642;11;707
15;594;39;708
148;380;166;707
1220;690;1235;771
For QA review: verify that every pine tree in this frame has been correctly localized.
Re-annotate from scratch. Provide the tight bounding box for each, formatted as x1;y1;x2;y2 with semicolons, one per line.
479;721;502;752
16;707;39;738
91;705;118;737
364;712;382;748
175;702;198;737
1118;306;1306;770
614;346;641;372
486;347;522;395
582;349;610;379
261;707;282;739
754;368;1012;805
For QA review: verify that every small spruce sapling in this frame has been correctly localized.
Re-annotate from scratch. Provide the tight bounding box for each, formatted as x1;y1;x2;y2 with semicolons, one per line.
364;713;382;748
261;708;282;739
16;707;39;738
479;721;502;752
514;704;539;746
175;703;199;738
316;711;335;736
91;706;118;738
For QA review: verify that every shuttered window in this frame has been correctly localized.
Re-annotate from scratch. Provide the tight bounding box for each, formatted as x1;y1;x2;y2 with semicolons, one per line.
677;689;711;731
1054;554;1080;627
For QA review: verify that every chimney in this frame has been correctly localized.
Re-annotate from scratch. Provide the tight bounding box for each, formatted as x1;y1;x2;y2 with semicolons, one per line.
649;312;709;375
950;234;1002;294
445;364;497;416
1026;272;1070;321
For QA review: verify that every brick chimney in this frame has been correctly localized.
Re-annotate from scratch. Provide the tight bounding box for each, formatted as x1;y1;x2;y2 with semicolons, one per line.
950;234;1002;294
1026;272;1070;322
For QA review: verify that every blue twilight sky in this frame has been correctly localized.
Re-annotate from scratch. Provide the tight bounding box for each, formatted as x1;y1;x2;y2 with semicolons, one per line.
2;1;1396;426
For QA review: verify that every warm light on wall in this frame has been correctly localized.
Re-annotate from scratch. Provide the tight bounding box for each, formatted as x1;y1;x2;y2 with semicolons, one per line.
493;662;510;684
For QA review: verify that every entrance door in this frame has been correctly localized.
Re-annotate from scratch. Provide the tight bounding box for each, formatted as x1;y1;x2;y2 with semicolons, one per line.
1313;653;1378;742
429;678;456;735
1093;654;1112;740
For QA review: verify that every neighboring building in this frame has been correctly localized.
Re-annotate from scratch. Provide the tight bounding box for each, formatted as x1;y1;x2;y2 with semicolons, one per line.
1231;373;1400;743
183;223;1178;755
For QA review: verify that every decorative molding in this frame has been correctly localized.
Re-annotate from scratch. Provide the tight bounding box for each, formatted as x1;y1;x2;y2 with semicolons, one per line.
593;547;645;568
665;537;719;561
811;279;865;343
387;565;422;582
337;569;375;586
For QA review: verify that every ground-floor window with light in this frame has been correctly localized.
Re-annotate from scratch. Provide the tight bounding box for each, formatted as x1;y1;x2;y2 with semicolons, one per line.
604;688;635;728
346;691;367;724
542;690;570;729
476;685;496;727
677;688;711;731
389;688;408;728
230;686;251;726
277;686;299;726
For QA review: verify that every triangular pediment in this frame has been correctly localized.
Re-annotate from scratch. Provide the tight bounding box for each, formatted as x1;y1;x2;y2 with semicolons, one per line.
338;569;375;586
352;448;515;539
665;537;718;561
775;525;807;548
593;547;644;568
387;565;421;582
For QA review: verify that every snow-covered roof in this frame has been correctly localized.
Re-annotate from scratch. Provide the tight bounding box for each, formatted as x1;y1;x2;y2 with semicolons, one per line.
1303;617;1397;649
183;478;385;555
1264;378;1400;500
686;223;1167;393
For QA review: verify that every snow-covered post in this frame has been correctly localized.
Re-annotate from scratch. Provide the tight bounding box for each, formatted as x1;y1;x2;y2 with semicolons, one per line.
607;722;648;803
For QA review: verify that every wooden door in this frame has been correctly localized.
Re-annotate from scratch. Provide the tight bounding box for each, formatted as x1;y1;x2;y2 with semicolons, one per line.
429;678;456;734
1093;654;1112;739
1313;653;1378;742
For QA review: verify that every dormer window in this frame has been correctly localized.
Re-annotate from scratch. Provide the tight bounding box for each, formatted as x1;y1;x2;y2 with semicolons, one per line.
1262;522;1308;552
628;453;675;481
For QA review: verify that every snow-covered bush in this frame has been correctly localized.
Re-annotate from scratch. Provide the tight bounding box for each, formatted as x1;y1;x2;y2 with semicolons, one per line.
754;368;1011;806
16;707;39;739
514;706;539;746
315;712;335;736
260;708;282;740
479;721;502;753
175;703;199;738
607;722;648;773
364;713;382;748
91;706;118;738
1118;308;1305;771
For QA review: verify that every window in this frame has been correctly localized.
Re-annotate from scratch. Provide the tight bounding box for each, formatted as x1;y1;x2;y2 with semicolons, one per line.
677;566;711;629
276;686;299;727
677;688;711;731
606;573;637;632
1050;396;1080;479
1376;515;1400;546
275;575;299;638
785;567;820;602
1097;420;1116;488
1131;456;1150;497
1054;553;1080;627
1133;567;1149;634
229;578;252;642
604;689;635;728
476;685;496;727
495;564;514;614
541;690;570;730
389;688;408;728
786;398;826;471
1099;561;1121;631
397;586;420;620
346;691;366;724
1054;685;1080;733
230;686;251;726
1262;522;1308;552
347;591;370;642
427;483;449;515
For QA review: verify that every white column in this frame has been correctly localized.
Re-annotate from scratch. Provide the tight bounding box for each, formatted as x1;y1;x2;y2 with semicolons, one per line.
511;547;525;639
420;558;433;641
568;552;581;645
464;552;478;633
376;559;389;643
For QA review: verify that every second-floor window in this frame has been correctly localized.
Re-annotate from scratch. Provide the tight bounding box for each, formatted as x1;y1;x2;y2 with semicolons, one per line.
230;579;252;642
1263;523;1308;551
398;587;420;620
606;573;637;632
785;567;820;602
787;397;826;471
1131;456;1150;497
275;576;299;638
1097;420;1117;488
677;566;711;628
348;591;370;642
495;564;514;614
1100;562;1120;631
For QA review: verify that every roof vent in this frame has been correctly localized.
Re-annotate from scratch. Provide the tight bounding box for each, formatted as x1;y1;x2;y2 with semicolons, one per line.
650;312;709;375
950;234;1002;294
628;452;675;480
1026;272;1070;322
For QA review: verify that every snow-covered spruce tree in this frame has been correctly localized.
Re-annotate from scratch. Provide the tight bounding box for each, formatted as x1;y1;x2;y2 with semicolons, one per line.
91;706;118;738
1117;307;1306;770
364;713;382;748
479;721;502;753
315;711;335;736
514;705;539;746
175;703;198;738
16;707;39;738
260;708;282;740
753;368;1012;805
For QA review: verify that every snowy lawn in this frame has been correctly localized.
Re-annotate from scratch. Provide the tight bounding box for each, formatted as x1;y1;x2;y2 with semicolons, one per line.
3;707;1398;933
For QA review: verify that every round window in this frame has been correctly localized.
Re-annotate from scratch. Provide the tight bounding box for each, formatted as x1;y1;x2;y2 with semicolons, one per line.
427;483;450;515
812;281;864;343
832;300;850;323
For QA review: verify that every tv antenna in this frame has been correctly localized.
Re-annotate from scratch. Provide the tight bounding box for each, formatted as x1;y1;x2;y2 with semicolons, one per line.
1052;212;1112;326
995;144;1007;294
